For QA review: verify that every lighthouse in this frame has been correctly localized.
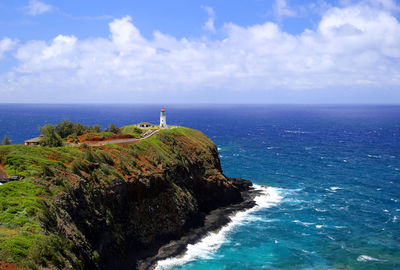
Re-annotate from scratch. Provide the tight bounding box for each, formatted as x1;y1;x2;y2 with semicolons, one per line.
160;108;168;128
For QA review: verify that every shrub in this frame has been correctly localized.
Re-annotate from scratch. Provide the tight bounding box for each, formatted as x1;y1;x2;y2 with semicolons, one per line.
119;160;130;175
98;151;114;165
70;160;90;175
41;164;54;177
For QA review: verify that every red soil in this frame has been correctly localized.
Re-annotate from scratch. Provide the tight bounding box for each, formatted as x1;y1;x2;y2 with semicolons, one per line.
0;261;22;270
0;166;8;178
72;133;134;143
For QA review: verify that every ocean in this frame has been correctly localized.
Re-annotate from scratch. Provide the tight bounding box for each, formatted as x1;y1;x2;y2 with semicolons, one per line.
1;104;399;269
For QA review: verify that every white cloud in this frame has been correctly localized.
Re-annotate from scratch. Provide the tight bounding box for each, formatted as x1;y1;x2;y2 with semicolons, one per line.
2;2;400;101
274;0;296;21
0;38;18;58
25;0;53;16
202;6;216;33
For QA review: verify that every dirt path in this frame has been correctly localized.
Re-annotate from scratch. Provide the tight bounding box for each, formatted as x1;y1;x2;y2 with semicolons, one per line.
84;129;160;146
0;166;8;178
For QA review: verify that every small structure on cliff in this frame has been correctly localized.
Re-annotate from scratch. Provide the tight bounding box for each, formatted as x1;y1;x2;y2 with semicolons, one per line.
137;122;152;128
160;108;168;128
24;136;42;146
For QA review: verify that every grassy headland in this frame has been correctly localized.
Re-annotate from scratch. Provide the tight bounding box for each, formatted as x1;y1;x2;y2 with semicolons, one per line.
0;126;224;269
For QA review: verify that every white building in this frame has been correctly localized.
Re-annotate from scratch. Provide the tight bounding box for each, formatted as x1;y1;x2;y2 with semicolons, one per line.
160;108;168;128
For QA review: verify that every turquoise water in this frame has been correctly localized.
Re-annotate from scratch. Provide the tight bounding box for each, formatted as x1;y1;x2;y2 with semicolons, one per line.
0;104;399;269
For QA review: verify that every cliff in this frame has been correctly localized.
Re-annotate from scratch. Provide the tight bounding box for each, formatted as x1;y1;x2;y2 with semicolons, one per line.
0;127;252;269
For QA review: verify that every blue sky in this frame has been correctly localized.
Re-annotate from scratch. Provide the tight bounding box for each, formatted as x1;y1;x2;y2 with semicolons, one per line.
0;0;399;103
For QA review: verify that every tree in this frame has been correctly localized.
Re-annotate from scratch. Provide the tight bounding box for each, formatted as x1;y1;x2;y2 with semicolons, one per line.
1;135;11;145
39;124;63;147
73;123;86;136
105;123;120;134
55;120;74;138
93;124;101;133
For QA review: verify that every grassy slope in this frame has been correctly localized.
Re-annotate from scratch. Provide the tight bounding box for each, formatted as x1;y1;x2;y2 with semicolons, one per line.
0;127;215;269
120;125;143;138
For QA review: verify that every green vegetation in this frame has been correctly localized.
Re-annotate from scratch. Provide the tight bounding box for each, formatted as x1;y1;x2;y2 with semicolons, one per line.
0;126;217;268
1;135;11;145
105;123;120;134
0;181;55;267
54;120;103;139
120;125;143;138
40;124;63;147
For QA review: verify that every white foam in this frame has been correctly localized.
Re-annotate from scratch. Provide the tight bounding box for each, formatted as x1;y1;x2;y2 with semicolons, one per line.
155;185;283;269
357;255;380;262
293;220;314;227
329;186;342;192
283;130;309;134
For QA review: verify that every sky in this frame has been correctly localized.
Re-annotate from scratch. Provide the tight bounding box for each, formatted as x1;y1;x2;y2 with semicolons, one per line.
0;0;399;104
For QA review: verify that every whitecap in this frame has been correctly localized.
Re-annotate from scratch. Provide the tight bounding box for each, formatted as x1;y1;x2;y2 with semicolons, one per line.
293;220;314;227
357;255;380;262
315;225;326;229
315;208;327;212
283;130;309;134
155;185;283;269
217;147;221;151
329;186;342;192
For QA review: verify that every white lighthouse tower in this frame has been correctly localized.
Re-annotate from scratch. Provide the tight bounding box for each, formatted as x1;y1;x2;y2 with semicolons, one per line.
160;108;168;128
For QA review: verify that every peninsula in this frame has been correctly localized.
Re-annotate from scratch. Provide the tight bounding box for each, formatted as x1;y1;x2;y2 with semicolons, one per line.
0;117;257;269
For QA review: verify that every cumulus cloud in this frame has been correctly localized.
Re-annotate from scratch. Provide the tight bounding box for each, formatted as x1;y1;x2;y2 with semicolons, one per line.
25;0;53;16
1;3;400;101
202;6;216;33
0;38;18;58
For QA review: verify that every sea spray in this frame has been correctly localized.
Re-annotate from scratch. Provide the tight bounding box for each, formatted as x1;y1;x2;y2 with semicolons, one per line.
155;185;283;270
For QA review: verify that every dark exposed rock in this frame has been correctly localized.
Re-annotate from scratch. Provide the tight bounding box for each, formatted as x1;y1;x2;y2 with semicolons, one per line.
47;128;256;270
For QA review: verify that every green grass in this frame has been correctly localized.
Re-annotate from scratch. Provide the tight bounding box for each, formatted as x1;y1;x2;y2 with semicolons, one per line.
0;180;53;267
0;126;217;268
0;181;48;230
0;145;79;178
120;125;143;138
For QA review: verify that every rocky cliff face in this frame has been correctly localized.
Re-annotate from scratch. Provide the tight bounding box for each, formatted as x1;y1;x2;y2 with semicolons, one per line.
0;127;249;269
55;129;246;269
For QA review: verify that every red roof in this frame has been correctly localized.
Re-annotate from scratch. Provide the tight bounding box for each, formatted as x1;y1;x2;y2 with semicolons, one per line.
161;109;166;112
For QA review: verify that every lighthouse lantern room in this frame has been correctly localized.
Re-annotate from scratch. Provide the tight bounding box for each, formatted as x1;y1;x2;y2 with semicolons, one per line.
160;108;168;128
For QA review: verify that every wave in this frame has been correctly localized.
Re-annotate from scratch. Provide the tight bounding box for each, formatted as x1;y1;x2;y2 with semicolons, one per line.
293;220;315;227
155;185;283;269
326;186;343;192
357;255;380;262
283;130;310;134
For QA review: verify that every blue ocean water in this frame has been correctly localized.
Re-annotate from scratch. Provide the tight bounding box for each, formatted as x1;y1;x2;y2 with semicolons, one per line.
1;104;399;269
